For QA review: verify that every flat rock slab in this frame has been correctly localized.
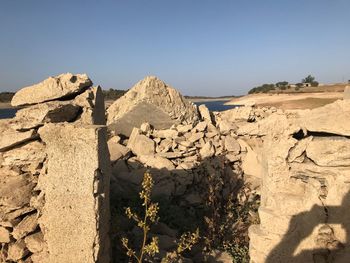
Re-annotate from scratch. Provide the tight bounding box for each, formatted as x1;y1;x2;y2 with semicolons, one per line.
11;73;92;107
13;101;81;130
39;124;110;263
109;102;176;137
0;120;37;152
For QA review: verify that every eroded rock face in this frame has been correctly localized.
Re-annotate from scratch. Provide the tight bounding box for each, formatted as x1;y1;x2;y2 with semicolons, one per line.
11;73;92;107
0;120;37;152
107;76;199;135
248;99;350;263
12;101;81;130
39;124;111;263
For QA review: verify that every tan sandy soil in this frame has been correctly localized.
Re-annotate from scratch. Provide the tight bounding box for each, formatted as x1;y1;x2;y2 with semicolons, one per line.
226;92;344;110
0;102;13;109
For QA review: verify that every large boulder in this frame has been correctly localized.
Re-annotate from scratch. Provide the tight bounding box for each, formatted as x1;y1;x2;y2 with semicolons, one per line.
107;76;199;136
11;73;92;106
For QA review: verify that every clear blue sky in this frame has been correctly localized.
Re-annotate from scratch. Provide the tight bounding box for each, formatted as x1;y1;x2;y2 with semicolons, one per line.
1;0;349;96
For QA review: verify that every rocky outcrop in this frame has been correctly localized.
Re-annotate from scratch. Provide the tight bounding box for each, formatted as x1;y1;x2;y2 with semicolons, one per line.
107;76;199;136
0;73;110;262
246;99;350;262
11;73;92;107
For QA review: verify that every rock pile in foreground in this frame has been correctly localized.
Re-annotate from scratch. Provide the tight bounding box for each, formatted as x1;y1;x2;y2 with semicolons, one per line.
107;76;199;136
0;73;110;262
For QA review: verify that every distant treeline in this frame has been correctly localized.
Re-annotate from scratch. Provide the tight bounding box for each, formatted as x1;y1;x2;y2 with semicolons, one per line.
248;75;319;94
0;92;15;103
103;89;127;100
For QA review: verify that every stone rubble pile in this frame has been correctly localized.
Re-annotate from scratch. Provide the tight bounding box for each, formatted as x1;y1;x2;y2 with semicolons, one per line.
106;76;199;136
0;73;110;262
108;103;247;201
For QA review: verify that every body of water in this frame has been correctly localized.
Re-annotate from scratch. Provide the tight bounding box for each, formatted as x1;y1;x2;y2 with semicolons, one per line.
194;100;238;112
0;100;237;120
0;108;18;119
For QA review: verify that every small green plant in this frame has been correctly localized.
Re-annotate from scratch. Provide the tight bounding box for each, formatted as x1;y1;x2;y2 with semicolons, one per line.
121;171;160;262
162;229;200;263
121;171;199;262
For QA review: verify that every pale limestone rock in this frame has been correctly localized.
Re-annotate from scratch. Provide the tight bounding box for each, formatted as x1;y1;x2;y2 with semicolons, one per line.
306;137;350;166
12;101;80;130
240;140;263;180
226;153;240;163
0;168;35;212
107;137;130;162
157;138;173;153
175;137;193;148
199;141;215;159
0;226;10;243
300;100;350;136
140;122;152;133
153;129;179;139
218;120;238;135
0;120;37;152
1;141;45;168
218;106;253;122
194;121;207;132
39;123;111;263
12;213;38;240
73;86;106;125
288;136;313;163
198;104;212;123
7;239;29;261
176;123;193;133
188;132;204;143
224;136;240;153
127;128;155;156
107;76;198;130
138;155;175;170
11;73;92;106
24;232;45;253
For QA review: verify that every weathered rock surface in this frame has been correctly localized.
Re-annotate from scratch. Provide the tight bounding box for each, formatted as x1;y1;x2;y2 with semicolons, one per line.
306;136;350;167
107;76;199;135
12;213;38;240
138;155;175;170
0;120;37;151
0;168;35;212
39;124;111;263
248;99;350;262
127;128;155;156
74;86;106;125
11;73;92;106
12;101;80;130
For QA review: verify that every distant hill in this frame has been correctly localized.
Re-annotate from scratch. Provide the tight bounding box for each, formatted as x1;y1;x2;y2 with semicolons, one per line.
0;92;15;103
249;83;347;94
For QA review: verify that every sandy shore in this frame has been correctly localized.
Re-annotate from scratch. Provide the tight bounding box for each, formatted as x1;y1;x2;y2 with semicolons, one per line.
225;92;343;110
0;102;13;109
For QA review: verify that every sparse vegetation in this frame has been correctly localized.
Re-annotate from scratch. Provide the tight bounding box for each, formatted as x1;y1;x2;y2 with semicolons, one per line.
121;171;200;263
116;159;260;262
103;88;127;100
0;92;15;103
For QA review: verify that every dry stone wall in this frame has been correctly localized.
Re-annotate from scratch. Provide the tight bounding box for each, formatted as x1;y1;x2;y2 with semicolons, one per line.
0;73;110;262
242;99;350;262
